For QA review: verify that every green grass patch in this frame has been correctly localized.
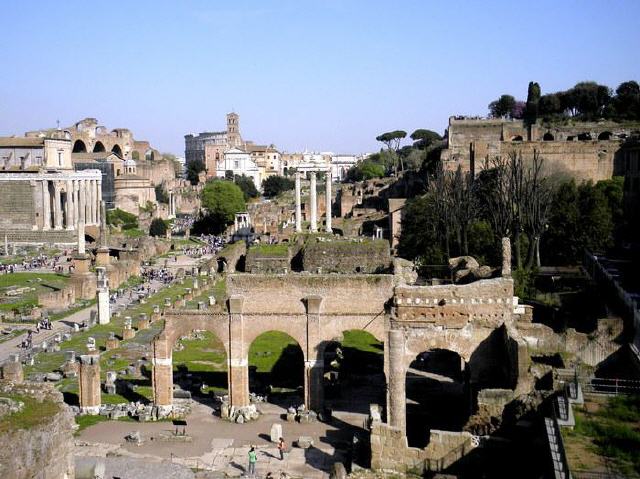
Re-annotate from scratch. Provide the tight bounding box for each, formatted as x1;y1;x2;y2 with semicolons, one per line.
0;272;69;313
248;244;289;257
249;331;300;373
0;393;60;433
173;331;227;373
342;330;383;354
563;395;640;476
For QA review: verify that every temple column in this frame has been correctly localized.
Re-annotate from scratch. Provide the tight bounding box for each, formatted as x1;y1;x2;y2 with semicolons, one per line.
325;169;332;233
79;180;86;224
42;180;50;230
84;180;93;224
73;181;78;227
295;171;302;232
309;171;317;232
96;179;102;225
387;329;406;433
91;179;97;225
65;180;73;229
53;182;63;230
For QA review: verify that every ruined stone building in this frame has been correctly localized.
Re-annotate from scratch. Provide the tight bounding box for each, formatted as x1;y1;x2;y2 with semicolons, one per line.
26;117;160;162
184;112;244;174
0;134;102;244
441;116;640;181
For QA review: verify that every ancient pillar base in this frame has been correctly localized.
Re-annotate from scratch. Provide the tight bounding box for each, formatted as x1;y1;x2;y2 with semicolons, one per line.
1;359;24;383
150;312;161;322
156;404;173;418
80;406;100;416
95;247;110;267
72;254;91;274
122;328;135;340
105;338;120;351
137;319;150;330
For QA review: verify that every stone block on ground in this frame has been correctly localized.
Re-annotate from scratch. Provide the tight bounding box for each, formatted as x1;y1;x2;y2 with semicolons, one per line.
270;423;283;443
296;436;314;449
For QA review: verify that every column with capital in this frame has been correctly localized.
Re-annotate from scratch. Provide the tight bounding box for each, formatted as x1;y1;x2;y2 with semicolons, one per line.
294;171;302;232
309;171;317;232
325;169;332;233
42;180;51;230
89;180;96;225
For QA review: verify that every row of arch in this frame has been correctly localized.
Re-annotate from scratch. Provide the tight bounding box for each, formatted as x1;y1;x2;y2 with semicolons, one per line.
72;140;155;161
509;131;623;142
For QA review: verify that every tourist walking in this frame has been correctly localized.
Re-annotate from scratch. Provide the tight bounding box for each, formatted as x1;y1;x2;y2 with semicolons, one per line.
277;437;287;461
247;446;257;477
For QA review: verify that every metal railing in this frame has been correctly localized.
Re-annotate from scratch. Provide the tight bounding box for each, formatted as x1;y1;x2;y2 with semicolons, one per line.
582;377;640;396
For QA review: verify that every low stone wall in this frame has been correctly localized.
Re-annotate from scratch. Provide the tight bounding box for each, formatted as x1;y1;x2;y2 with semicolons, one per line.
245;245;291;273
38;285;76;310
370;423;476;474
302;238;391;273
0;382;75;479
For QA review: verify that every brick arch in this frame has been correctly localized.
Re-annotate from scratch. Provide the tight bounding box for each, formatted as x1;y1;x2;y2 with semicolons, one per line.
242;317;308;361
151;311;230;409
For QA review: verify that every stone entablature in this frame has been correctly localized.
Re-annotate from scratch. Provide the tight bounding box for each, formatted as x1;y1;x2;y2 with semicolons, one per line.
394;278;514;323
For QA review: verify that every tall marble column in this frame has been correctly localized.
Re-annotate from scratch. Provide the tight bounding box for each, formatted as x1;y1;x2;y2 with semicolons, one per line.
295;171;302;232
42;180;50;230
96;179;102;225
89;180;96;225
74;180;80;228
65;180;73;229
53;182;63;230
325;169;332;233
79;180;86;224
309;171;317;232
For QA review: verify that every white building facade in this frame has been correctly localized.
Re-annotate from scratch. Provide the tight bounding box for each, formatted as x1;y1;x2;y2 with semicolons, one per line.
217;148;262;190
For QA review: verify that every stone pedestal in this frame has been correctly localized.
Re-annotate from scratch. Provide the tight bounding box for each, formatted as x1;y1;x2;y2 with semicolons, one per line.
95;247;110;267
79;354;101;415
1;354;23;383
105;336;120;351
122;327;135;340
137;318;150;330
72;254;91;274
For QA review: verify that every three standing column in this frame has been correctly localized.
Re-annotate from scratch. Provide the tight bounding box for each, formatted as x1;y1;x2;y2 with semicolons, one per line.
325;169;332;233
294;171;302;232
309;172;317;232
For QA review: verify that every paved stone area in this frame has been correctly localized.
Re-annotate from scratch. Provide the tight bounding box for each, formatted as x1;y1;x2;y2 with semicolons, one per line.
76;401;362;478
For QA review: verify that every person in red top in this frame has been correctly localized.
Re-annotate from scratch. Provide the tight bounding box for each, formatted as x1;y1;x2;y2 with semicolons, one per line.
277;437;286;461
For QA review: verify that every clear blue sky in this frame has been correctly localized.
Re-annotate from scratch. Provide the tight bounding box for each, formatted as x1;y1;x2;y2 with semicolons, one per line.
1;0;639;155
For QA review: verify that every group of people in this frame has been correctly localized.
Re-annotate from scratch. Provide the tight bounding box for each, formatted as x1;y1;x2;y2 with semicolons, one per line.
19;318;52;349
182;235;225;258
0;253;70;274
245;438;288;478
141;267;174;285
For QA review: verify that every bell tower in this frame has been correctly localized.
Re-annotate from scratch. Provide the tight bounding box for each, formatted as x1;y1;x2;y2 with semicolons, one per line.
226;112;241;148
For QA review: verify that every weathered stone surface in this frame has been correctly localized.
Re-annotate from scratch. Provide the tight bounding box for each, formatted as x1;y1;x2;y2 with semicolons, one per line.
270;422;282;443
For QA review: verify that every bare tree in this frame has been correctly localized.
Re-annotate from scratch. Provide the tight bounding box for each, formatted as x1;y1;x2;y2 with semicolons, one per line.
450;165;478;255
521;151;554;268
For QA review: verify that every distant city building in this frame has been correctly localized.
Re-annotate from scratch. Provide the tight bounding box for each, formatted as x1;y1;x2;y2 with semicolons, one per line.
217;148;261;189
184;113;243;175
330;154;367;181
0;133;102;244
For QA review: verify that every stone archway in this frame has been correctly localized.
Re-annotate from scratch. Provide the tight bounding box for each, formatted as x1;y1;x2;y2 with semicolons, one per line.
93;141;106;153
111;144;123;158
247;331;305;405
73;140;87;153
405;348;470;447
